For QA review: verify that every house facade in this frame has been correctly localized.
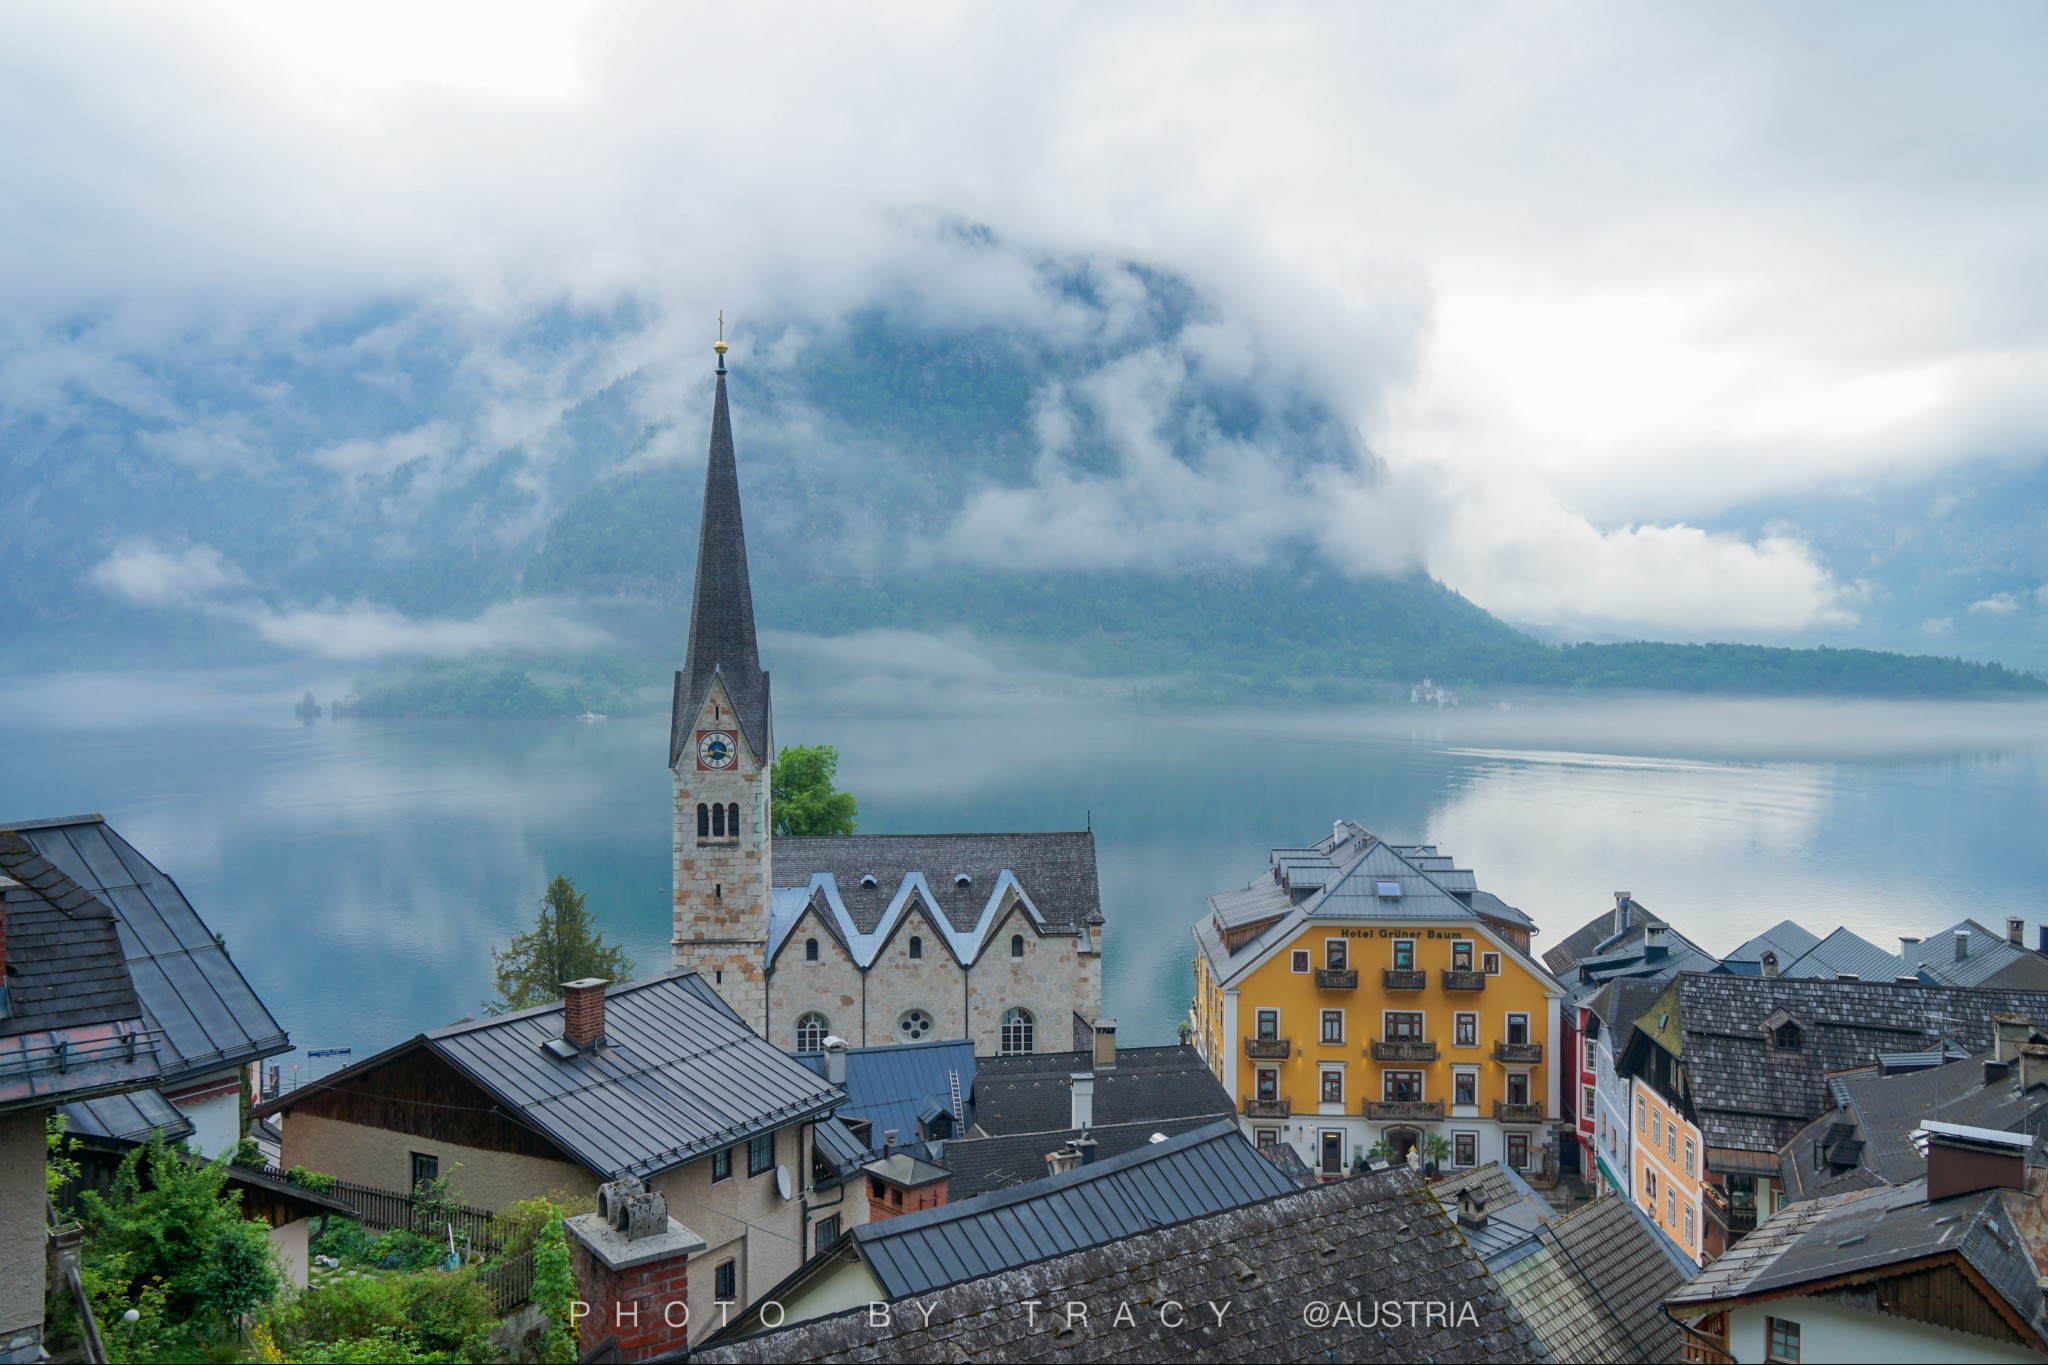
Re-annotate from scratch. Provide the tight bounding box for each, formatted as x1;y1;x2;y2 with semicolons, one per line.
667;340;1106;1056
256;972;850;1332
1192;822;1561;1179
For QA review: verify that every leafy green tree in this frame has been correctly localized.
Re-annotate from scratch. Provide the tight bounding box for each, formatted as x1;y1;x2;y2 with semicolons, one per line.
534;1207;578;1364
77;1132;283;1355
772;744;859;836
486;875;635;1014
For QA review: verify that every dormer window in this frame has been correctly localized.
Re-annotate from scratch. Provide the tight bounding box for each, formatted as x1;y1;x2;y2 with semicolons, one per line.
860;874;878;889
1773;1021;1803;1050
954;873;972;888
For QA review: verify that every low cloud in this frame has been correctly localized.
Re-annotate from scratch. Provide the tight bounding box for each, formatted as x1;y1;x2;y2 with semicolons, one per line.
235;598;608;660
90;542;245;605
1969;592;2023;616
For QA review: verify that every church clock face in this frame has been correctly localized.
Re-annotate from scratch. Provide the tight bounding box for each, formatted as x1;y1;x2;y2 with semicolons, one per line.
696;730;737;771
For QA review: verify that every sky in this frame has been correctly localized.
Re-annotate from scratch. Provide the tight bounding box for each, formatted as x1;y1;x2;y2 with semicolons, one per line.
6;2;2047;639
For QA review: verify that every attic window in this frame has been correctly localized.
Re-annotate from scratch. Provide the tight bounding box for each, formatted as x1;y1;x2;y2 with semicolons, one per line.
1375;881;1403;899
1773;1021;1803;1051
860;874;878;889
955;873;972;888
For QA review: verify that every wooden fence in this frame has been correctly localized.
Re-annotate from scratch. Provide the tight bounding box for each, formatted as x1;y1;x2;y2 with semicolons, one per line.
253;1164;504;1251
482;1250;538;1313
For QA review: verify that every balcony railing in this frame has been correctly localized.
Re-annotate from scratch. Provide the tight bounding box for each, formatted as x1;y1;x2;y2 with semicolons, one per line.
1243;1036;1291;1060
1493;1040;1543;1064
1314;967;1359;990
1365;1099;1445;1121
1702;1187;1757;1235
1370;1039;1439;1063
1493;1099;1544;1124
1441;969;1487;992
1243;1097;1292;1120
1381;968;1427;991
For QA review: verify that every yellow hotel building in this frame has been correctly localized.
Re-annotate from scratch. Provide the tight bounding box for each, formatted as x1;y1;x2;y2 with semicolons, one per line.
1192;822;1563;1180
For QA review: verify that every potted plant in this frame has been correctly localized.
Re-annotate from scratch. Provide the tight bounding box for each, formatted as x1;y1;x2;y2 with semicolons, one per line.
1421;1132;1452;1177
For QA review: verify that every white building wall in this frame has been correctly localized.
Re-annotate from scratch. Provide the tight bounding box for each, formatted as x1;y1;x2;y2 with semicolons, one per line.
177;1082;242;1158
1723;1296;2041;1364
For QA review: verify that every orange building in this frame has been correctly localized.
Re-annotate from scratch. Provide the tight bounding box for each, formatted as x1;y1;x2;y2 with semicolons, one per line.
1192;822;1563;1180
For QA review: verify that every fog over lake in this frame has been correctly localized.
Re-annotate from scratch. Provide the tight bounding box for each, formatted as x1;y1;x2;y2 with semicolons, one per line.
6;657;2047;1081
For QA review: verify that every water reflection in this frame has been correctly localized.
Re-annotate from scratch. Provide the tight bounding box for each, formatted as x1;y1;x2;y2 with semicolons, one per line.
3;675;2046;1063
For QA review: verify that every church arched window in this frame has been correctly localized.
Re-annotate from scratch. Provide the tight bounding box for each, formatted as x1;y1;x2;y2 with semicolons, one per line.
805;938;819;962
795;1013;829;1052
1000;1007;1034;1055
728;803;741;838
712;803;726;838
1010;934;1025;959
908;935;923;960
697;803;709;838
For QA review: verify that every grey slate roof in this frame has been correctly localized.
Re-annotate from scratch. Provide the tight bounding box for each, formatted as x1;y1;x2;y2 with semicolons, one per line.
0;829;159;1113
776;833;1101;939
1721;920;1822;973
1670;1177;2048;1351
669;365;770;767
1544;900;1664;977
942;1045;1240;1198
1778;1053;2048;1200
1658;974;2048;1154
1918;920;2048;990
258;970;842;1180
11;815;289;1082
59;1087;195;1144
696;1160;1545;1363
793;1038;974;1155
1776;926;1906;982
1586;979;1664;1060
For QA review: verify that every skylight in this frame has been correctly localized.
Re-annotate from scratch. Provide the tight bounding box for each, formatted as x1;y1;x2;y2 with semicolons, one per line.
1376;881;1403;898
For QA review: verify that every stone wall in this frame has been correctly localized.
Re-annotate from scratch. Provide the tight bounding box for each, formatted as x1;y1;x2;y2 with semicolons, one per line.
859;901;967;1045
671;683;771;1033
766;912;866;1049
279;1113;593;1212
965;904;1082;1054
0;1111;45;1363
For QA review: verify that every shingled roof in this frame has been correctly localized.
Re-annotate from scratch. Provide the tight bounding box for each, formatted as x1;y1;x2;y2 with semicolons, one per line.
0;830;159;1113
10;815;289;1083
669;362;770;768
1645;974;2048;1155
697;1162;1545;1363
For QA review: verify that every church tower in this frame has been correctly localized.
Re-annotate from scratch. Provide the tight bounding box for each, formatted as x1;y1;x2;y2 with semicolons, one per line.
670;326;773;1032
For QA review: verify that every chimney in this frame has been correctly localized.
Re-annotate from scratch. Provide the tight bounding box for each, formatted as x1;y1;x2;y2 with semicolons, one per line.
1899;937;1921;979
1456;1188;1489;1230
561;978;609;1050
1983;1059;2012;1087
2018;1043;2048;1092
1922;1124;2030;1202
566;1179;706;1363
1046;1147;1082;1177
1954;929;1970;963
1075;1135;1097;1166
2039;925;2048;957
1644;924;1669;959
1613;892;1632;935
1992;1013;2031;1064
2008;918;2026;946
1092;1019;1118;1071
1761;951;1779;979
823;1036;849;1086
1070;1073;1095;1131
883;1128;898;1153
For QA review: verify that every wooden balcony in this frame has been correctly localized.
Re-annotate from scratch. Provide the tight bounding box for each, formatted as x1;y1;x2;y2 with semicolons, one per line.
1243;1036;1291;1060
1314;967;1358;990
1493;1100;1545;1124
1242;1096;1292;1120
1365;1099;1445;1121
1493;1040;1543;1064
1441;969;1487;992
1381;968;1427;991
1370;1039;1439;1063
1703;1187;1757;1236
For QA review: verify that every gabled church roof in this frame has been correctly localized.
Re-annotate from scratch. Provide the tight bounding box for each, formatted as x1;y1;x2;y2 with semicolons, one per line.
670;357;771;767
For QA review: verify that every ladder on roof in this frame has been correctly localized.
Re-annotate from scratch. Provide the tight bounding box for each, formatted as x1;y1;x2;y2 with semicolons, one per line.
948;1068;963;1122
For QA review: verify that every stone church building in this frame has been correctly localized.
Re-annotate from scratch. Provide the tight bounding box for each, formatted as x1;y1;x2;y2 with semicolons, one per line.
670;338;1106;1057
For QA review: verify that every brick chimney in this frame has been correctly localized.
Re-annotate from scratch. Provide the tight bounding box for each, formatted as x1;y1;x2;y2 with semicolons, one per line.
566;1178;705;1364
562;978;609;1050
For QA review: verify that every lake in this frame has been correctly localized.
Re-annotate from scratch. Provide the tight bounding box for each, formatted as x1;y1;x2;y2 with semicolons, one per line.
6;668;2048;1083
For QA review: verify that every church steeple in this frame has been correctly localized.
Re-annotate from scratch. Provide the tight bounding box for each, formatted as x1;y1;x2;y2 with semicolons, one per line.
670;324;770;769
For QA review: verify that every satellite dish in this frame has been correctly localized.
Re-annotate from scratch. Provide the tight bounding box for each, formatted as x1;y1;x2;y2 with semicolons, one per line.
775;1165;793;1201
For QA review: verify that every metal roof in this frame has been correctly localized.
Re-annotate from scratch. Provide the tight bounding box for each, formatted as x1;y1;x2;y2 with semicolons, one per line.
1777;926;1906;983
11;816;289;1082
850;1119;1296;1300
1723;919;1823;968
0;829;160;1113
793;1037;974;1152
1918;920;2048;990
60;1087;195;1144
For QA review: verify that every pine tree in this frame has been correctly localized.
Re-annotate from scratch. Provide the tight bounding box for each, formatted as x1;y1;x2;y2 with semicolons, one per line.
486;875;635;1014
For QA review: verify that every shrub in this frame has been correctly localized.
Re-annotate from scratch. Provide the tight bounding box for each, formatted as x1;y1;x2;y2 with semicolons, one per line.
292;1330;453;1364
491;1193;593;1260
401;1269;499;1360
264;1276;408;1352
284;1165;340;1195
311;1217;371;1264
371;1228;443;1273
230;1137;264;1168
